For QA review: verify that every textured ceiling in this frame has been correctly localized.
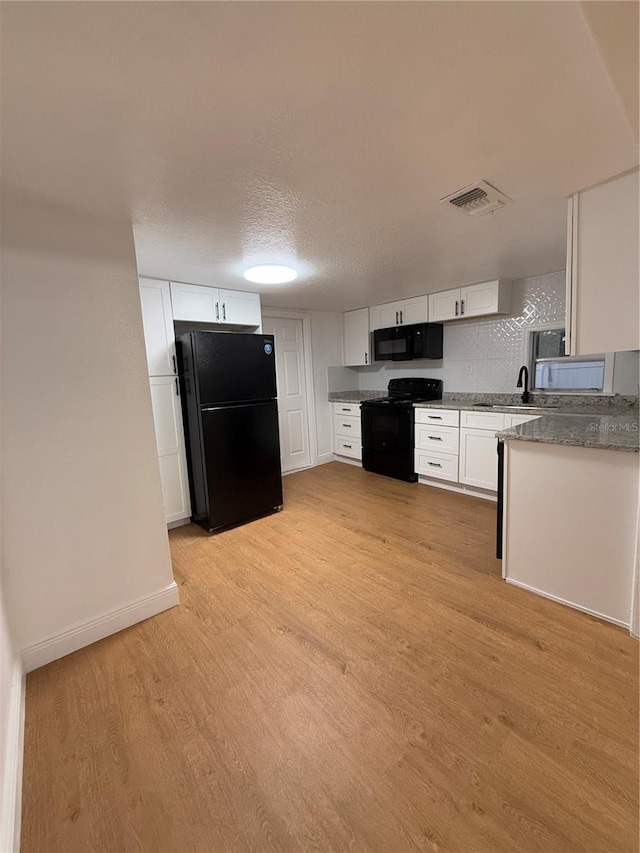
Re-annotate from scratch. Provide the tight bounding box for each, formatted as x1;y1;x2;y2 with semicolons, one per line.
1;2;638;311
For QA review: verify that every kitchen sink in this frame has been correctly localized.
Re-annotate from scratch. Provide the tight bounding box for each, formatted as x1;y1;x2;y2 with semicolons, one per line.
472;403;555;411
498;405;556;411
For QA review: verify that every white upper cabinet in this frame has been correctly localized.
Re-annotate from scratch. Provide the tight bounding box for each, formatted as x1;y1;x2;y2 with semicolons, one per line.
370;295;428;330
428;290;461;323
566;170;639;356
170;282;220;322
170;282;261;327
139;279;177;376
371;302;401;330
428;280;511;322
218;289;262;327
343;308;371;366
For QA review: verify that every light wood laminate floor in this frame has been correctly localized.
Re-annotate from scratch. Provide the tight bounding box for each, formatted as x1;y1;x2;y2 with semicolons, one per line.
22;462;639;852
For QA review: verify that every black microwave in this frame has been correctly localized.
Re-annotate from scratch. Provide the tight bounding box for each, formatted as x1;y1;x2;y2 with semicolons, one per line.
373;322;443;362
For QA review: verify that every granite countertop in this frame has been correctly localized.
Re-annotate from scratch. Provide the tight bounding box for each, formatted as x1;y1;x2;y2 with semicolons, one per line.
327;390;639;452
498;413;639;452
328;390;387;402
411;400;612;415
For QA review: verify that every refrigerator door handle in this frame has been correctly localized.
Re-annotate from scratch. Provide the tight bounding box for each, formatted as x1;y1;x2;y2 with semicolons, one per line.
201;400;275;412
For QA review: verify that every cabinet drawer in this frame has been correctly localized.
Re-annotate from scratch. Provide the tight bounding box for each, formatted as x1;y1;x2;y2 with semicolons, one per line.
415;408;459;426
415;450;459;482
415;423;459;454
335;436;362;460
334;414;361;439
460;410;505;430
332;402;361;418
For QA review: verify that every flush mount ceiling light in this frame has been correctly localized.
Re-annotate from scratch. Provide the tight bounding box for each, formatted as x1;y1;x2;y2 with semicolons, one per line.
243;264;298;284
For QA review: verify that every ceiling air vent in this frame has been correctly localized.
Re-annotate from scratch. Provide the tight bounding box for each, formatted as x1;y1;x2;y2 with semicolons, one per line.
440;180;511;217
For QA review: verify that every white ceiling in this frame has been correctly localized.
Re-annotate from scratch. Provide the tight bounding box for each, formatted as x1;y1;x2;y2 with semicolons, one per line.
1;2;638;311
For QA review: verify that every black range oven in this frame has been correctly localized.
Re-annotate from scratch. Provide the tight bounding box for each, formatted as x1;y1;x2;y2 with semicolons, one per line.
361;378;443;482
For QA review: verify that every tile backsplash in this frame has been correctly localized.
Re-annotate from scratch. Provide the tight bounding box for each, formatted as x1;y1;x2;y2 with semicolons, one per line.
336;271;639;395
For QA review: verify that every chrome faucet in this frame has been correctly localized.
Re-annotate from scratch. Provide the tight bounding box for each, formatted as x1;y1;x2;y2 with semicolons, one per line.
517;365;530;404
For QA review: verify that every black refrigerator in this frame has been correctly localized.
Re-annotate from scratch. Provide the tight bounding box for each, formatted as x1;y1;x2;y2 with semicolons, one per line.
177;331;283;534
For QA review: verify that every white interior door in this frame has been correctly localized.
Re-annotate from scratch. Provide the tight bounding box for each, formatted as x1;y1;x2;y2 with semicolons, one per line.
262;317;311;473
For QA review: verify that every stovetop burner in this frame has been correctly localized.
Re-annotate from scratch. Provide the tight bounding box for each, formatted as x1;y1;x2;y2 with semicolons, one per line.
361;377;443;407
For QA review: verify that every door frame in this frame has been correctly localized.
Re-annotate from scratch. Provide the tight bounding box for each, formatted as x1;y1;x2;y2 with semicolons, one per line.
261;308;319;472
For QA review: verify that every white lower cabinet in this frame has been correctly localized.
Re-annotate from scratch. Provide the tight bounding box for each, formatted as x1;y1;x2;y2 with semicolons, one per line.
459;428;500;491
415;449;459;482
415;407;532;495
149;376;191;523
414;408;460;483
332;402;362;461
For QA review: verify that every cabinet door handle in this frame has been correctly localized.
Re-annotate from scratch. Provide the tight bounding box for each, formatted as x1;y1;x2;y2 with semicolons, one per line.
428;435;443;441
172;354;177;374
428;415;443;420
215;302;220;321
400;310;403;323
427;461;442;468
341;408;351;412
343;444;352;449
222;303;226;321
395;311;399;325
455;301;459;316
365;351;368;364
342;423;352;428
175;378;180;396
460;299;465;315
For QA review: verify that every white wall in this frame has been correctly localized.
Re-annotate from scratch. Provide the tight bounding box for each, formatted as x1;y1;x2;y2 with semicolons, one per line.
342;271;639;395
0;582;21;853
1;198;175;659
0;216;23;853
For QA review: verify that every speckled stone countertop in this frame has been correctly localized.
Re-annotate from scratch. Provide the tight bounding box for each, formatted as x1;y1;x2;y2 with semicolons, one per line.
498;413;639;452
327;390;638;451
328;390;387;402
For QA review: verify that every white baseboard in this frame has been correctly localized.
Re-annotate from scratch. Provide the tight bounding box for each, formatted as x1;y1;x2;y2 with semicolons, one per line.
0;660;25;853
334;455;362;468
316;452;335;466
22;581;180;673
167;517;191;530
505;578;630;629
417;476;497;502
